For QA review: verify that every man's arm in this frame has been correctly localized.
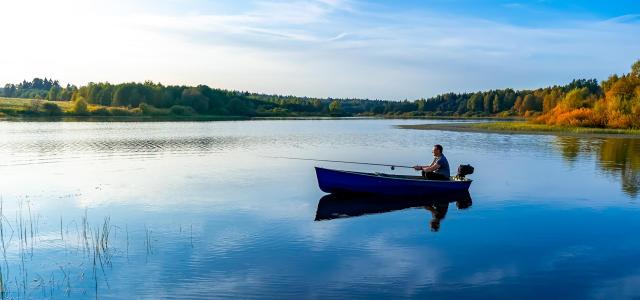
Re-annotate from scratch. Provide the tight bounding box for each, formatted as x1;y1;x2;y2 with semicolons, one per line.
421;163;440;172
414;160;440;172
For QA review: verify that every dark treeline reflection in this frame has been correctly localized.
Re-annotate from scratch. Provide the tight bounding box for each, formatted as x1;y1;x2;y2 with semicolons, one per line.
315;191;473;232
556;137;640;197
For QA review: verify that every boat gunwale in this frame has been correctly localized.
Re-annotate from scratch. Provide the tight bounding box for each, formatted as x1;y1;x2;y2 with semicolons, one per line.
315;166;472;184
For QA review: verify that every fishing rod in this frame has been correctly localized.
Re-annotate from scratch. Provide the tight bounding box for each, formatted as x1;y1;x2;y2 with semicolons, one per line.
266;156;415;170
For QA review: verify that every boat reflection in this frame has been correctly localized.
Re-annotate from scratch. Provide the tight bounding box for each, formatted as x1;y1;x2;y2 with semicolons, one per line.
315;191;472;232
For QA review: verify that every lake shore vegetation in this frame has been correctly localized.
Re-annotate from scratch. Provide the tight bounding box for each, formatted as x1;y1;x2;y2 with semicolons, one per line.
397;122;640;138
1;60;638;128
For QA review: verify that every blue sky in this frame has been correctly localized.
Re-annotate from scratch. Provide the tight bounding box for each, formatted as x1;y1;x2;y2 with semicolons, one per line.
0;0;639;99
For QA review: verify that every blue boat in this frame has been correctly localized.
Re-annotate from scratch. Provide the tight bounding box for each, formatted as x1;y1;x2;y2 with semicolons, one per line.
315;167;472;196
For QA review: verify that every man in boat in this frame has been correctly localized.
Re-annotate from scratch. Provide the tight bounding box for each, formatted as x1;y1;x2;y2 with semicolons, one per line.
413;144;450;180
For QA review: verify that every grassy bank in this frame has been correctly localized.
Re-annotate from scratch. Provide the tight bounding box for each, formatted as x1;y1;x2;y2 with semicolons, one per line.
0;97;526;121
1;115;251;122
398;121;640;138
0;97;249;121
472;122;640;135
0;97;72;111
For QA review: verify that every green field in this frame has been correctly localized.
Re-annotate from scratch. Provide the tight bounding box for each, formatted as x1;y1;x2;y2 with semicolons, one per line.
0;97;72;111
0;97;248;120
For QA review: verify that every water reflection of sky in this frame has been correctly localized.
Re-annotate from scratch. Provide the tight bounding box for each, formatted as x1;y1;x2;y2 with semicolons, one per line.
0;120;638;299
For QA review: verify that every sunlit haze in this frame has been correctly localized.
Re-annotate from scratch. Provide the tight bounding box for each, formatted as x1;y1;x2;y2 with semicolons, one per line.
1;0;639;99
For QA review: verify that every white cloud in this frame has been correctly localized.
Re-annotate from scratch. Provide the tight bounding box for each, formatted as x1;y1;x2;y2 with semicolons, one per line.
589;271;640;299
0;0;638;99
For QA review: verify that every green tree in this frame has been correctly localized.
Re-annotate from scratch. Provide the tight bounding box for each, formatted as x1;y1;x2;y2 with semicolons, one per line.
522;94;541;112
3;84;16;97
513;96;523;113
483;93;493;113
47;86;60;101
42;102;62;116
492;95;502;113
329;100;342;114
503;90;516;109
72;97;89;115
180;88;210;113
416;99;426;112
467;93;483;112
226;98;252;115
112;85;131;106
312;99;323;111
560;88;590;110
631;59;640;78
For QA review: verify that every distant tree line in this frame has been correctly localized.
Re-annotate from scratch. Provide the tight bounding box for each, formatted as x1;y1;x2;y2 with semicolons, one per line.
2;78;76;101
1;60;638;129
0;77;603;118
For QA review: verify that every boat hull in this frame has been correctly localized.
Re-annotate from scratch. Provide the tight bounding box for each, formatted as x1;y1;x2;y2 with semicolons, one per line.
315;167;472;196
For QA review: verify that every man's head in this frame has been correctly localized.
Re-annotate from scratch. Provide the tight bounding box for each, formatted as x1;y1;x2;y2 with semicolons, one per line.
432;144;443;157
430;219;441;232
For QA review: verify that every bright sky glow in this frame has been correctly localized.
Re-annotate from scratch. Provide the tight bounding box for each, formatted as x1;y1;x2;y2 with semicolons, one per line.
0;0;639;99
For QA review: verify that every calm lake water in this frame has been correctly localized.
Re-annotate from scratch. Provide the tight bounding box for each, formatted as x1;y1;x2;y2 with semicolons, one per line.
0;119;639;299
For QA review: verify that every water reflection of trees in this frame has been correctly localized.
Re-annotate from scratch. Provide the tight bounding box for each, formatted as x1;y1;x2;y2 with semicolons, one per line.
555;137;640;197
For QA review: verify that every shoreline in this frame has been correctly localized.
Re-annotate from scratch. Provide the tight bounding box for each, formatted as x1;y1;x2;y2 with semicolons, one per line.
397;122;640;139
0;115;251;122
0;115;522;122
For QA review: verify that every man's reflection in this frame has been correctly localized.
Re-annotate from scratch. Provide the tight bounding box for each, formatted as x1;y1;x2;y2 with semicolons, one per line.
424;196;472;232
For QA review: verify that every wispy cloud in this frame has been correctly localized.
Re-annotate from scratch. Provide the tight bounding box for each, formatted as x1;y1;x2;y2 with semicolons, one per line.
601;14;640;24
0;0;639;99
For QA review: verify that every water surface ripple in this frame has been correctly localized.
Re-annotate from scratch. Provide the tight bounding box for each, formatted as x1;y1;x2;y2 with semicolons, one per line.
0;119;638;299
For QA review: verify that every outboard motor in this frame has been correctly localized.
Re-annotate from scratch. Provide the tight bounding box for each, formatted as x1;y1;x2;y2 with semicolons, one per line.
456;164;474;179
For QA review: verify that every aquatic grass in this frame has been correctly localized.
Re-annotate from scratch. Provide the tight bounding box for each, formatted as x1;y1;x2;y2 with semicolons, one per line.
125;225;129;260
59;266;71;297
144;225;153;255
0;197;200;298
0;263;3;299
27;202;34;258
92;225;111;291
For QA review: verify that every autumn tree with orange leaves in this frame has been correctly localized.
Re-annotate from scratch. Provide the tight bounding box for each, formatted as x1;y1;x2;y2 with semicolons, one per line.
535;60;640;129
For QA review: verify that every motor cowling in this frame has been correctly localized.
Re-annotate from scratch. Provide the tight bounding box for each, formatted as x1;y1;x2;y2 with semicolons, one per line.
457;164;474;178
